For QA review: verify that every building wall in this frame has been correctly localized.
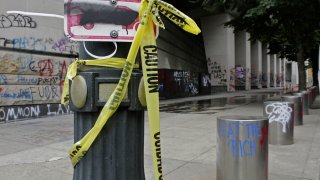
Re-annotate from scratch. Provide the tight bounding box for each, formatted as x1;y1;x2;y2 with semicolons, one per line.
157;18;207;72
0;0;77;121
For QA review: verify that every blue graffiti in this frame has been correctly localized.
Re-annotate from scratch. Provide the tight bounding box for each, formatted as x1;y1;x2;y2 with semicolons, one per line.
219;121;262;157
16;75;38;84
0;74;8;84
0;88;33;100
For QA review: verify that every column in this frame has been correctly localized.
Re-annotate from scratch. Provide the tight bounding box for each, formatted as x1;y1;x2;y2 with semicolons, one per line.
262;44;270;88
201;13;235;92
235;31;251;90
251;41;262;89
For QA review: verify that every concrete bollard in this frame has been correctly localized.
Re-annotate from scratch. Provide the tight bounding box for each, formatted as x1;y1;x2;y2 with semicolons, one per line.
293;92;309;115
263;101;294;145
217;116;268;180
282;96;303;125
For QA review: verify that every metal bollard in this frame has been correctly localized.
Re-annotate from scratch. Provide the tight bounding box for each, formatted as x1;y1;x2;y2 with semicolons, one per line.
293;92;309;115
307;89;313;107
263;101;294;145
217;116;268;180
282;96;303;125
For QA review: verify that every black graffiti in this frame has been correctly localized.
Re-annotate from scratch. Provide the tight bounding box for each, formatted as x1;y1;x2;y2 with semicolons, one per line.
38;77;60;85
0;14;36;28
37;85;59;100
0;38;14;46
211;62;227;83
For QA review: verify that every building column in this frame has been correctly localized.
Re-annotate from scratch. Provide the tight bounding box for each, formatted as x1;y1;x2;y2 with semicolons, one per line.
270;55;275;87
262;44;270;88
276;55;281;87
292;61;299;90
235;31;251;90
201;13;235;92
283;59;286;88
251;41;262;89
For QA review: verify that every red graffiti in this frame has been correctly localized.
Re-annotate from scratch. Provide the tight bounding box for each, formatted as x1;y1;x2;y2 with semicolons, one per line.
39;59;54;76
59;60;68;95
260;127;267;151
0;87;3;93
29;59;54;76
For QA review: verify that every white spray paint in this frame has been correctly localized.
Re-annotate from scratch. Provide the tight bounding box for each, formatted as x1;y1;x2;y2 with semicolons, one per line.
265;102;292;133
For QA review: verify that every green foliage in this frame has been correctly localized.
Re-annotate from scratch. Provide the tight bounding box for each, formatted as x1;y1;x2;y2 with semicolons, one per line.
219;0;320;62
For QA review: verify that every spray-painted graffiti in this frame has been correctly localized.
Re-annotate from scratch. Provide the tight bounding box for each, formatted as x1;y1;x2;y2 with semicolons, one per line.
270;73;274;86
0;85;61;105
262;73;268;87
173;71;190;86
0;14;36;28
265;102;292;133
0;104;71;122
52;37;77;53
219;121;265;157
208;61;227;85
228;67;235;91
251;73;262;87
0;53;73;76
0;74;60;85
0;36;78;54
235;66;246;87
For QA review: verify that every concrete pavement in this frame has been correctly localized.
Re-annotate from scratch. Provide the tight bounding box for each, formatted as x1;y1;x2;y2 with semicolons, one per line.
0;89;319;180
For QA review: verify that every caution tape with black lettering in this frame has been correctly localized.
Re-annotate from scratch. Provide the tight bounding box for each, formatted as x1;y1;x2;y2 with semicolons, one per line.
61;0;200;179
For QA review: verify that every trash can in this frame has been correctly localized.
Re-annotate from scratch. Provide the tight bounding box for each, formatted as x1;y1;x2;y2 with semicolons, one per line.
217;116;268;180
293;92;309;115
263;101;294;145
282;96;303;125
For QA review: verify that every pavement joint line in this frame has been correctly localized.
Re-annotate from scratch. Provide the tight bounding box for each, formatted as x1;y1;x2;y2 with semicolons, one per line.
163;146;216;177
0;156;69;168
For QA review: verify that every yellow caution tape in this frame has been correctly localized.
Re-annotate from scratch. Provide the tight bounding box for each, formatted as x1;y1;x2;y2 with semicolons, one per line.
62;0;201;179
60;58;138;105
155;0;201;35
141;12;163;179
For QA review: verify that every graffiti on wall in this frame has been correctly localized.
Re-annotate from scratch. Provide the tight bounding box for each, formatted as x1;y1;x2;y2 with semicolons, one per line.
0;54;72;76
0;36;78;54
0;104;71;122
0;85;61;105
251;73;262;87
228;67;235;91
207;59;227;86
0;52;73;105
173;70;199;96
0;14;36;28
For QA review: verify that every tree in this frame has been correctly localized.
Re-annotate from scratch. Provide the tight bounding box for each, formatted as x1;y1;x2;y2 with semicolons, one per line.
203;0;320;90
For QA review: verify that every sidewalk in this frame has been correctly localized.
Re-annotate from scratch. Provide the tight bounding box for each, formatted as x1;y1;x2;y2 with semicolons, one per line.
0;89;319;180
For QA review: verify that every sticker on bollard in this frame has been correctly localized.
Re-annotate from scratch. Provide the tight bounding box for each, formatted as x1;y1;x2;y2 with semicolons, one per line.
217;116;268;180
282;96;303;125
263;101;294;145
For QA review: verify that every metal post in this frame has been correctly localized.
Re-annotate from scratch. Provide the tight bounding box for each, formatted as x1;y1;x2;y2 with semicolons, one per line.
70;42;145;180
282;96;303;125
263;101;294;145
217;115;268;180
294;92;309;115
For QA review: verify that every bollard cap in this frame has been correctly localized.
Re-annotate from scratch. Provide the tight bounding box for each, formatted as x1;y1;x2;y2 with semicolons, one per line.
217;115;267;122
